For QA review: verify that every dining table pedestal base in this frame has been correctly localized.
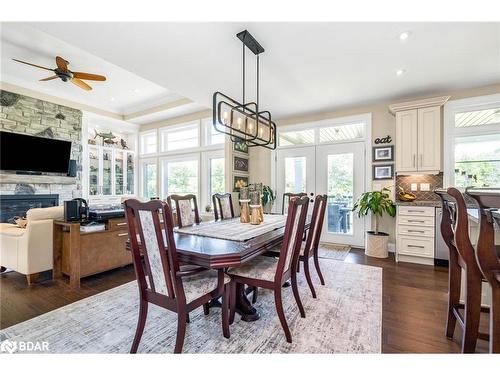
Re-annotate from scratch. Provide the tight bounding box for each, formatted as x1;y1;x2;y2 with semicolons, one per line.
235;283;261;322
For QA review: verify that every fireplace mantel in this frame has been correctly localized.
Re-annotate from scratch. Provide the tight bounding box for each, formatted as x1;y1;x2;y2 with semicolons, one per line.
0;173;76;185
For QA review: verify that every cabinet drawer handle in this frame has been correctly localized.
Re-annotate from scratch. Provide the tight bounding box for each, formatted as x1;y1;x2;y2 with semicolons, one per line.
117;232;128;237
407;244;425;248
408;230;425;233
116;222;127;226
407;220;425;223
408;210;424;213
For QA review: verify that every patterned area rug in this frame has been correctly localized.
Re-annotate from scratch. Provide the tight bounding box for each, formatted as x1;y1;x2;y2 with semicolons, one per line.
317;243;351;261
0;260;381;354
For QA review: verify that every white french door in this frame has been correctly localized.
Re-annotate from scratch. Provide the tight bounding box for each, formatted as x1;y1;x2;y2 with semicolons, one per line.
316;142;365;246
276;146;315;214
276;142;366;247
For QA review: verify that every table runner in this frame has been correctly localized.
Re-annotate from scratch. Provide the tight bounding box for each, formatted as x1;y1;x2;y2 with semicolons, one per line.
174;214;287;242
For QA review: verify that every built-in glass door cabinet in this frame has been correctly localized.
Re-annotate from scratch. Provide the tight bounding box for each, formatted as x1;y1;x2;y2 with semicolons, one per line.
88;146;135;197
390;96;449;174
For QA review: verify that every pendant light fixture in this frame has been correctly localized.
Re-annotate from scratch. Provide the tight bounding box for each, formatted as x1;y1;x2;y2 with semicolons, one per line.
213;30;277;150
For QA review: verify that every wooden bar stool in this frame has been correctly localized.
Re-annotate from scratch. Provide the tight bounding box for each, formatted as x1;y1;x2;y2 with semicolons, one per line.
435;188;489;353
466;188;500;354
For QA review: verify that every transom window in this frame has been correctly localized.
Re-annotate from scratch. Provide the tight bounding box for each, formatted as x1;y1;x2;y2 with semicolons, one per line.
319;122;365;143
279;129;315;146
160;123;199;152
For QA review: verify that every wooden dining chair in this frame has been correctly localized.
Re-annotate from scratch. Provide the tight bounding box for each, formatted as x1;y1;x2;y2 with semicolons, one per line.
227;196;310;343
435;188;489;353
167;194;201;228
213;193;235;221
466;188;500;353
124;199;230;354
282;192;307;214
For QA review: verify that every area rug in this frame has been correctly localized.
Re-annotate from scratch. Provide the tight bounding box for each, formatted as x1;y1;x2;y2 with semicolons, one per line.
0;259;381;354
317;243;351;261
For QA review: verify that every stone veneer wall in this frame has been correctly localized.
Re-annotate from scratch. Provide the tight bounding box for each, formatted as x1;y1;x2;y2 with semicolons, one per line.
0;90;82;201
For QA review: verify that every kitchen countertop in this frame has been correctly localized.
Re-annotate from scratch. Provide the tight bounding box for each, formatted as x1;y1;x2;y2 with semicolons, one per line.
395;200;441;207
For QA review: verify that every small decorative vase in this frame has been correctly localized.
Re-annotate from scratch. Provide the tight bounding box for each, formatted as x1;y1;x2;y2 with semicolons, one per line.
240;199;251;223
250;205;261;225
258;205;264;222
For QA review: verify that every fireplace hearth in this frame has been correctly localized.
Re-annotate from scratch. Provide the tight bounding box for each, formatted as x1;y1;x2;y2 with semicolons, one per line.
0;194;59;223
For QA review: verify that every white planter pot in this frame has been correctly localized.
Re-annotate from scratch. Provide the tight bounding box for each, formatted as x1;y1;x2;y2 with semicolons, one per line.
365;231;389;258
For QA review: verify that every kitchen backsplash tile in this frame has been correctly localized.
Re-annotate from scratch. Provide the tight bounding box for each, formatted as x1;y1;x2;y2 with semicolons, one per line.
396;173;443;201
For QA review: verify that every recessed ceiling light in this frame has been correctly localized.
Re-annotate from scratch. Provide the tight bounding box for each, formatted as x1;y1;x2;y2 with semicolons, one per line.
133;88;141;93
110;97;116;102
399;31;411;41
396;69;406;76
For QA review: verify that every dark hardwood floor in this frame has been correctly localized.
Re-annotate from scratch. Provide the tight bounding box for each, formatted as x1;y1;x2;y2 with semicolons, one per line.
0;249;490;353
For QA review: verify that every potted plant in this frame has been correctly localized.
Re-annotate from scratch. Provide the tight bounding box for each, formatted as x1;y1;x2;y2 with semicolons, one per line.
352;187;396;258
261;185;276;213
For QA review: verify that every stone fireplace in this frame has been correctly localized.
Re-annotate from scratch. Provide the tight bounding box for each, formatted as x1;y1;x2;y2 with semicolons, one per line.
0;90;83;204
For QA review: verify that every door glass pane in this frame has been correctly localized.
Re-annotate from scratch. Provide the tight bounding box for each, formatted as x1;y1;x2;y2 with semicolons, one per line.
327;153;354;235
210;157;225;197
143;163;157;199
126;153;134;195
115;151;124;195
166;160;198;196
102;149;112;195
284;157;306;193
89;147;99;196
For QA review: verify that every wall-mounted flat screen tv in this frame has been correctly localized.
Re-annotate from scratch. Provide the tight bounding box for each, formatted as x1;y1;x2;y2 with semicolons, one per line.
0;131;72;174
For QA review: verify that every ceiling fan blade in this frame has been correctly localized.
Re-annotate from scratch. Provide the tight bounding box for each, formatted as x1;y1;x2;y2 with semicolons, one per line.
56;56;69;72
71;78;92;91
12;58;53;71
39;75;58;81
72;72;106;81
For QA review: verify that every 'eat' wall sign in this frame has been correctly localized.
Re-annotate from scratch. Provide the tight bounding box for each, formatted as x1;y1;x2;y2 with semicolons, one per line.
374;135;392;144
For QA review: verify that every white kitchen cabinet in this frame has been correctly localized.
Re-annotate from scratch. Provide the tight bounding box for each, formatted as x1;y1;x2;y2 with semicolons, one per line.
395;110;418;172
390;96;449;174
417;106;441;172
396;205;435;265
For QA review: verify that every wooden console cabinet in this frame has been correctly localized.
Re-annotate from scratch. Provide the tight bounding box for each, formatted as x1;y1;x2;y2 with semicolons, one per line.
53;218;132;288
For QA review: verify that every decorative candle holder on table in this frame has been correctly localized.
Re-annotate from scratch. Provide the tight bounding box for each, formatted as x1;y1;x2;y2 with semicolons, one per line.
239;187;251;223
249;191;263;225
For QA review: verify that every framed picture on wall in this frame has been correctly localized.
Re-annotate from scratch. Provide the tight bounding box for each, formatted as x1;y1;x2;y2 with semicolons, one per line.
233;156;249;173
233;175;249;192
373;164;394;180
373;145;394;162
233;138;249;154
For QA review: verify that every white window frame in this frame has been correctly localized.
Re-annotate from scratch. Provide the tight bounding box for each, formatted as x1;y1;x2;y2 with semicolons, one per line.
159;121;201;153
202;117;226;147
160;153;201;201
202;149;225;208
139;157;159;200
443;93;500;187
139;129;158;156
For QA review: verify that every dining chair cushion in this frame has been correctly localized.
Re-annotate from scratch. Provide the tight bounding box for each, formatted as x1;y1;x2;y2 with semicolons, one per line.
220;196;232;219
182;270;231;304
227;256;278;282
178;199;195;226
144;269;230;304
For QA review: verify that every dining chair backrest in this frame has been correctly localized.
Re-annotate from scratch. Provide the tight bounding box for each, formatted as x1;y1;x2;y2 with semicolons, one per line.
276;196;310;284
213;193;235;221
302;195;328;258
435;189;460;262
282;192;307;214
438;188;483;276
124;199;185;303
167;194;201;228
465;188;500;286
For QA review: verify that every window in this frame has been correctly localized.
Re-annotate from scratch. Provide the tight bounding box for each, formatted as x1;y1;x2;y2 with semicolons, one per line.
210;157;225;197
161;156;199;197
284;156;306;193
445;95;500;187
319;122;365;143
203;118;225;145
139;130;157;155
160;123;199;152
278;129;315;147
141;160;157;199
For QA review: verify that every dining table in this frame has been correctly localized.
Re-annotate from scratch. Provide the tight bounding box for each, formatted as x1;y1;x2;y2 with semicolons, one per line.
127;213;310;322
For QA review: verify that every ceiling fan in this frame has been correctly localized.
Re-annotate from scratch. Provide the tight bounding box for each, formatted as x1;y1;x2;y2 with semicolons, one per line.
12;56;106;91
